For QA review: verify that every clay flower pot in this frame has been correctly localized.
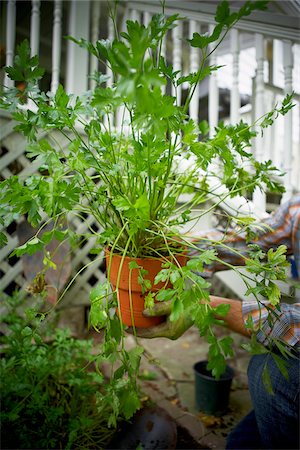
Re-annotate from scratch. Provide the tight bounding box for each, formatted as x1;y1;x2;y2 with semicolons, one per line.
106;249;187;328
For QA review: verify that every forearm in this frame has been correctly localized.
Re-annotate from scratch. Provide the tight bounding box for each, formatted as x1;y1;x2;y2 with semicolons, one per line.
210;295;251;337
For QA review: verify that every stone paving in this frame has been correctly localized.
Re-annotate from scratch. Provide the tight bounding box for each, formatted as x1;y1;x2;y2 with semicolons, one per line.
125;325;253;450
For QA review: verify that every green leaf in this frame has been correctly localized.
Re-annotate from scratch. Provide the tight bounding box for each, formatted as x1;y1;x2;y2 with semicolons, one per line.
110;317;122;344
241;333;268;355
0;232;7;248
90;282;108;303
154;269;169;284
199;120;210;135
112;196;131;211
219;336;234;357
127;346;144;372
5;39;45;84
215;0;230;24
156;289;175;302
120;388;141;420
267;281;281;306
262;363;274;394
170;297;184;322
187;258;204;272
272;353;289;380
128;260;140;270
21;326;32;337
10;237;44;257
134;193;150;220
55;84;70;108
144;292;155;309
214;303;230;317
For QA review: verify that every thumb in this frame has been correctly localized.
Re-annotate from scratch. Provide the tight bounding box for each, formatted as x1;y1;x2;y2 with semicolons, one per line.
143;300;172;317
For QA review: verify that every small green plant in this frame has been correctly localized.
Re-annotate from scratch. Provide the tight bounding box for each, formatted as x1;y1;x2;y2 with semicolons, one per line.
0;292;141;449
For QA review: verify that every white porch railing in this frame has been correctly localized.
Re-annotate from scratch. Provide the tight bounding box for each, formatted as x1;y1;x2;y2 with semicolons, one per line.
1;0;299;211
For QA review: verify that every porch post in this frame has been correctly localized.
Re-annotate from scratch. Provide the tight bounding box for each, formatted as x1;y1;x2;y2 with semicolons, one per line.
4;0;16;89
282;40;294;203
105;12;115;129
30;0;40;56
65;0;91;95
253;33;266;211
208;24;219;137
51;0;63;93
172;21;183;106
230;29;240;124
189;20;200;123
89;0;101;91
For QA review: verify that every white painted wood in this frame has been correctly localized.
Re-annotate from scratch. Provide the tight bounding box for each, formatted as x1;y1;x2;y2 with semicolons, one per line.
282;40;294;203
263;88;276;164
30;0;40;56
297;102;300;192
143;11;151;26
51;0;63;93
65;0;91;96
105;15;115;129
130;9;140;22
4;0;16;89
106;16;114;89
230;29;240;124
253;33;266;211
208;25;219;137
189;20;200;122
126;1;299;42
160;19;167;95
89;1;101;90
172;21;183;105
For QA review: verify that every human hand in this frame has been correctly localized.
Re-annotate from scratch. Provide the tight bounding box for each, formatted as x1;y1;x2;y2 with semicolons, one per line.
127;300;194;340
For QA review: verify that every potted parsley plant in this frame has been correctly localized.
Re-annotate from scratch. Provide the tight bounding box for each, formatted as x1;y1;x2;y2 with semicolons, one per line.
0;0;293;385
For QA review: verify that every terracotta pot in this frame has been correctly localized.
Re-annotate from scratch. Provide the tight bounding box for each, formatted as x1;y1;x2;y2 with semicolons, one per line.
106;249;187;328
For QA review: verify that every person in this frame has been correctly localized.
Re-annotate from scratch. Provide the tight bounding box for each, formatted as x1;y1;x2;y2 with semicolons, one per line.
131;195;300;450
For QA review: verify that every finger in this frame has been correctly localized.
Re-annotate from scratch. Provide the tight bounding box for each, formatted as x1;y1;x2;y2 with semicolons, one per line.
143;300;172;317
126;323;171;338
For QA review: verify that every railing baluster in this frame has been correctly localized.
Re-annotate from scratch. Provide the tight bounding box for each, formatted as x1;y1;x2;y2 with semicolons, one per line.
89;1;101;91
282;40;294;203
172;21;183;106
30;0;40;56
106;16;114;89
143;11;151;26
4;0;16;89
160;17;167;95
253;33;266;211
189;20;200;123
208;25;219;137
230;29;240;124
130;9;140;21
65;0;90;95
51;0;62;93
105;15;114;129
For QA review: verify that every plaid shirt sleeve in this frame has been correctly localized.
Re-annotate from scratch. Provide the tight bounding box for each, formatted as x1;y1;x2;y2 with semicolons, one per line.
242;300;300;347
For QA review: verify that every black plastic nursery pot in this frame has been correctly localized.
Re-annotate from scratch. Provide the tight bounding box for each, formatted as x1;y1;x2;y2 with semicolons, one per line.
193;360;235;417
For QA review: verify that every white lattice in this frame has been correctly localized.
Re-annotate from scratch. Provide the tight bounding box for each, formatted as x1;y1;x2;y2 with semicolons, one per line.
0;112;106;306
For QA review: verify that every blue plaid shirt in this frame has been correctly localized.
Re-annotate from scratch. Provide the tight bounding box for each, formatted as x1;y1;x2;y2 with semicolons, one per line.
189;195;300;347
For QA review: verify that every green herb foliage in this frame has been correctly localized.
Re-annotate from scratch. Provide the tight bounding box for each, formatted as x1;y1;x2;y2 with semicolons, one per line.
0;292;141;449
0;0;295;389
